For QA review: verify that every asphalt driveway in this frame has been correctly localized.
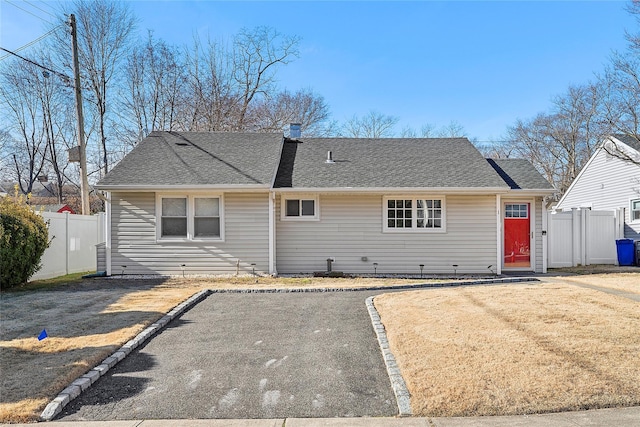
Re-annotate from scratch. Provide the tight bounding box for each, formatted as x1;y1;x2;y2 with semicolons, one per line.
56;291;397;420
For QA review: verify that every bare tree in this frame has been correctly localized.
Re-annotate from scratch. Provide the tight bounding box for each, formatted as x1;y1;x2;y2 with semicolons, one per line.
232;27;300;131
505;84;604;191
0;59;49;194
341;110;399;138
179;27;301;132
251;88;331;135
586;0;640;166
0;47;79;200
183;36;238;131
598;53;640;166
400;121;466;138
54;0;137;176
436;120;468;138
0;129;13;181
123;32;186;144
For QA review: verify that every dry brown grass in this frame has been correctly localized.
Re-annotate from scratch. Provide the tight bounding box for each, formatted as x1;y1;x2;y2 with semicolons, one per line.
0;275;435;423
375;278;640;417
0;279;202;423
556;272;640;294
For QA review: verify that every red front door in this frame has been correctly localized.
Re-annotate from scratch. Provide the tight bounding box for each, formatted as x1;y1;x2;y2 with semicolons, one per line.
504;203;531;269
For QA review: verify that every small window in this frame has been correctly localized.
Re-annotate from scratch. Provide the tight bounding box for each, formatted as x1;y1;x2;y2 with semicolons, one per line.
505;204;528;218
161;197;187;237
632;199;640;222
384;197;445;232
282;196;319;220
194;198;220;238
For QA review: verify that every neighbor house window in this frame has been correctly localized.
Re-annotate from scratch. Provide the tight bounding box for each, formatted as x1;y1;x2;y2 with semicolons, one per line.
158;195;223;240
384;197;445;232
281;196;319;220
632;199;640;222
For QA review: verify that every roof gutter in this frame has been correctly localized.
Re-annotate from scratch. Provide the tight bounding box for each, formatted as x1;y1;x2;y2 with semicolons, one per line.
95;184;272;192
503;188;557;196
272;186;514;195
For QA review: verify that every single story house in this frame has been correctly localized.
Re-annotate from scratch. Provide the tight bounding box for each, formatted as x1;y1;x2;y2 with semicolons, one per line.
556;134;640;239
96;129;555;276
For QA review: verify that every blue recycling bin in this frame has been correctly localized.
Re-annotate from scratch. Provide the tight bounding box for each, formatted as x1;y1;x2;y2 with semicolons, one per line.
616;239;635;266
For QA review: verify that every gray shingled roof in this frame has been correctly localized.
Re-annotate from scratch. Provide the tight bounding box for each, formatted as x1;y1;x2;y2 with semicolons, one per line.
613;134;640;152
486;158;555;190
98;132;553;192
98;131;283;188
274;137;510;189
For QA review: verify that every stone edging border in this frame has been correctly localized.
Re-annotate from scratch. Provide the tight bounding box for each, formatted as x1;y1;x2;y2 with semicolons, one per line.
39;277;540;421
365;295;412;417
206;277;540;294
39;289;212;421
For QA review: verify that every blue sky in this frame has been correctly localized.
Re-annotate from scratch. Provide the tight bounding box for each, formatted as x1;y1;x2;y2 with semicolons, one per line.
0;1;637;141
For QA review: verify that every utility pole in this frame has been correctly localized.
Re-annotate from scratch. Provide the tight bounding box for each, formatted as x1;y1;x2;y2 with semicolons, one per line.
69;13;90;215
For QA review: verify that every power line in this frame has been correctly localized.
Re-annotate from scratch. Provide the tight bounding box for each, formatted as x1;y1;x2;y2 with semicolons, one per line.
5;0;53;25
37;0;56;13
24;0;57;19
0;47;72;86
0;26;63;61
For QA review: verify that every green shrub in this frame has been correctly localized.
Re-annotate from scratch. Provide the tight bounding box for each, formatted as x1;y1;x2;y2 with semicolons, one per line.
0;194;49;289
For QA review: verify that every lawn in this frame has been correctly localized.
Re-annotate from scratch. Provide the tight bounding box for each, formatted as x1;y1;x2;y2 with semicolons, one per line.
3;272;638;422
0;274;431;423
374;273;640;417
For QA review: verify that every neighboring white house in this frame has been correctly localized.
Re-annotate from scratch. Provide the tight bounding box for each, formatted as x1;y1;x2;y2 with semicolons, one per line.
556;135;640;239
96;129;554;276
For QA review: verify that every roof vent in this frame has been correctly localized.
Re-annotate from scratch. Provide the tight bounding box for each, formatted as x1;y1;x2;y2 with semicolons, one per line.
326;151;335;164
289;123;301;139
175;142;189;146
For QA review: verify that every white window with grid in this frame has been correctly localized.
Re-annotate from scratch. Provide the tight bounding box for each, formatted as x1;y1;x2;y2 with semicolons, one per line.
384;196;445;232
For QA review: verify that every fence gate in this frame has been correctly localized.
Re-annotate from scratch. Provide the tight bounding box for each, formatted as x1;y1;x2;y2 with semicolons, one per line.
547;208;623;268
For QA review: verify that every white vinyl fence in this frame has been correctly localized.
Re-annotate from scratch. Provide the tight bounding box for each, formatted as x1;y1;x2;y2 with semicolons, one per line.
31;212;106;281
547;208;624;268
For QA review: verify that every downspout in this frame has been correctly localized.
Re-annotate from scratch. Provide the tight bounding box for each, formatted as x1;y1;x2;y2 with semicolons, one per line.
268;134;287;276
542;200;548;273
269;191;277;275
65;211;70;275
496;194;502;275
105;191;112;276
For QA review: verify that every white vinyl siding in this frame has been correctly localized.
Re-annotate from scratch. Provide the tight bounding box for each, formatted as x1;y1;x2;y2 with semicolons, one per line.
276;194;498;274
557;147;640;239
110;192;269;275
